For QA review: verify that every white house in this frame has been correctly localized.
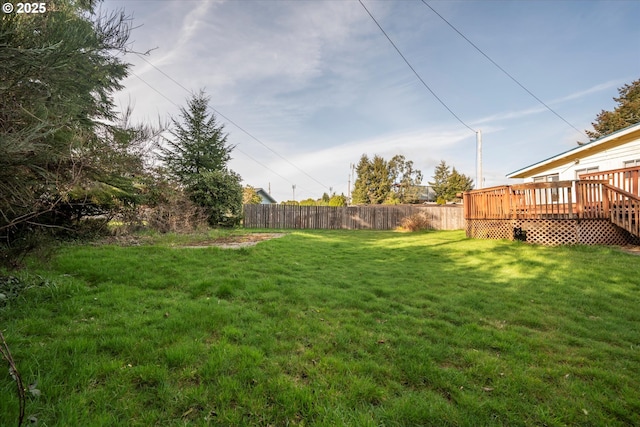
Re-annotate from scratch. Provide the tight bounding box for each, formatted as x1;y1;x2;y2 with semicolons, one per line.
506;122;640;184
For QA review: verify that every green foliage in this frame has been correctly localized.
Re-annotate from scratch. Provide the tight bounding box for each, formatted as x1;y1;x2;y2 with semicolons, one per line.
587;79;640;140
299;198;317;206
329;194;347;207
187;170;243;227
0;1;150;264
159;90;233;184
388;154;423;203
351;154;392;204
352;154;423;205
429;161;451;202
429;160;474;202
242;186;262;205
159;90;242;227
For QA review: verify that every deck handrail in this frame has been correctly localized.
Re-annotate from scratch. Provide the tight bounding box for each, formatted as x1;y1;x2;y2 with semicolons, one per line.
463;180;609;220
602;183;640;237
579;166;640;197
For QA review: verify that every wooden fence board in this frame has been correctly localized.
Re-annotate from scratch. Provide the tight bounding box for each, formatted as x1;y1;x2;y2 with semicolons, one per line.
243;204;464;230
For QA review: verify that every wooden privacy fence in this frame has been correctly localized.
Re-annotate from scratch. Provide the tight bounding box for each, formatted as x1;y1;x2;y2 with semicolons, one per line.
243;204;465;230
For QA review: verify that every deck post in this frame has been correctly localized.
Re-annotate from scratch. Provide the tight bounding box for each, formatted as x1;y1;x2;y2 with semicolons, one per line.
575;182;583;219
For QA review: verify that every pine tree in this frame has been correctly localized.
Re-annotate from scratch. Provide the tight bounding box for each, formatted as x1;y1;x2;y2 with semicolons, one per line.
160;90;234;185
448;168;474;200
160;90;242;226
429;161;473;203
351;154;391;204
586;79;640;140
351;155;373;205
429;161;451;203
0;0;140;262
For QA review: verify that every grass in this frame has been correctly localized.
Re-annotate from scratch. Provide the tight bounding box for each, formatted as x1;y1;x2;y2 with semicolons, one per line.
1;229;640;426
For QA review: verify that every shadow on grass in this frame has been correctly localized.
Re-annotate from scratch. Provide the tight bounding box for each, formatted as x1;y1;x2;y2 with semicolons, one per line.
2;229;639;426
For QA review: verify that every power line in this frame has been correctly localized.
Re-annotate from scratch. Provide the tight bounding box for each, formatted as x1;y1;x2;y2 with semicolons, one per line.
131;71;179;108
358;0;477;134
130;70;310;193
420;0;587;138
134;53;330;191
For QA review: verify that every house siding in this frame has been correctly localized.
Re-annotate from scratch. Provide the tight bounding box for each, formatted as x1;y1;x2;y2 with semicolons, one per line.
523;137;640;183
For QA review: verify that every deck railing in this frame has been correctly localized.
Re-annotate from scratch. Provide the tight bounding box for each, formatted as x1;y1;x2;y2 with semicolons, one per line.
464;180;608;220
604;184;640;236
579;166;640;197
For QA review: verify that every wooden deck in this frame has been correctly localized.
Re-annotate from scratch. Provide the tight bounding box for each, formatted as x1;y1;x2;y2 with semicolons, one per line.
463;166;640;245
463;180;610;220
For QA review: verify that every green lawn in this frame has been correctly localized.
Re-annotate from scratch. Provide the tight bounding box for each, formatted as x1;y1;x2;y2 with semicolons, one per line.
1;230;640;426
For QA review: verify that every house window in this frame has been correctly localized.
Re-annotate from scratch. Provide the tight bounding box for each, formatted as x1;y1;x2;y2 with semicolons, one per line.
533;174;559;202
623;160;640;188
575;167;599;179
533;174;559;183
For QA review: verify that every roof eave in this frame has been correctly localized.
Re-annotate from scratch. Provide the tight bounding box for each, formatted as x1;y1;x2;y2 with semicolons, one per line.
506;122;640;179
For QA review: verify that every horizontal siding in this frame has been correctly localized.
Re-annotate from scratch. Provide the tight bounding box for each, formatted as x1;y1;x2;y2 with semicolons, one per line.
243;205;464;230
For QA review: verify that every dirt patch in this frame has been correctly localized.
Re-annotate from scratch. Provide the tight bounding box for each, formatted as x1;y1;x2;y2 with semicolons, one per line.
180;233;286;249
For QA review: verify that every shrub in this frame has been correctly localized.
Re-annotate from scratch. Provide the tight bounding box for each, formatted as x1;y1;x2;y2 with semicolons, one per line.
140;175;209;233
399;213;432;232
187;170;243;227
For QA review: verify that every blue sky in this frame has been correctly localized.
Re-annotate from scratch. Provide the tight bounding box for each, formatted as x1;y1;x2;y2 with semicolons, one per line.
104;0;640;203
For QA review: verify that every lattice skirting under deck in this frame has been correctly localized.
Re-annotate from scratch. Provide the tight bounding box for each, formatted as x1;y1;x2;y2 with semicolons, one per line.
466;218;638;246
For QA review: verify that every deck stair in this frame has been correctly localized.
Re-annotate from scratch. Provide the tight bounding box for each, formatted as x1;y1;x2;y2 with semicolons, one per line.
580;167;640;238
603;184;640;237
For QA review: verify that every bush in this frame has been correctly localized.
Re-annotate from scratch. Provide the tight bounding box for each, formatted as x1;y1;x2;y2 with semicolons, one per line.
143;193;208;234
140;174;209;233
398;213;432;232
187;170;243;227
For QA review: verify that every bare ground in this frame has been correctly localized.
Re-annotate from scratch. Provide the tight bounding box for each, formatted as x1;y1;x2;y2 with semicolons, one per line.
179;233;286;249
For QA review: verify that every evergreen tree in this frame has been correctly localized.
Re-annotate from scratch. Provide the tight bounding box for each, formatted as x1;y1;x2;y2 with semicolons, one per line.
160;90;242;226
429;161;474;203
0;0;141;261
351;154;392;204
160;90;234;185
429;161;451;203
586;79;640;140
351;155;373;205
448;168;474;200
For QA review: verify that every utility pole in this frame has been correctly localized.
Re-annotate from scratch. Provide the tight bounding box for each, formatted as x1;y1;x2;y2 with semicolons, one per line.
347;164;352;204
347;163;355;205
292;184;296;201
476;130;483;189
